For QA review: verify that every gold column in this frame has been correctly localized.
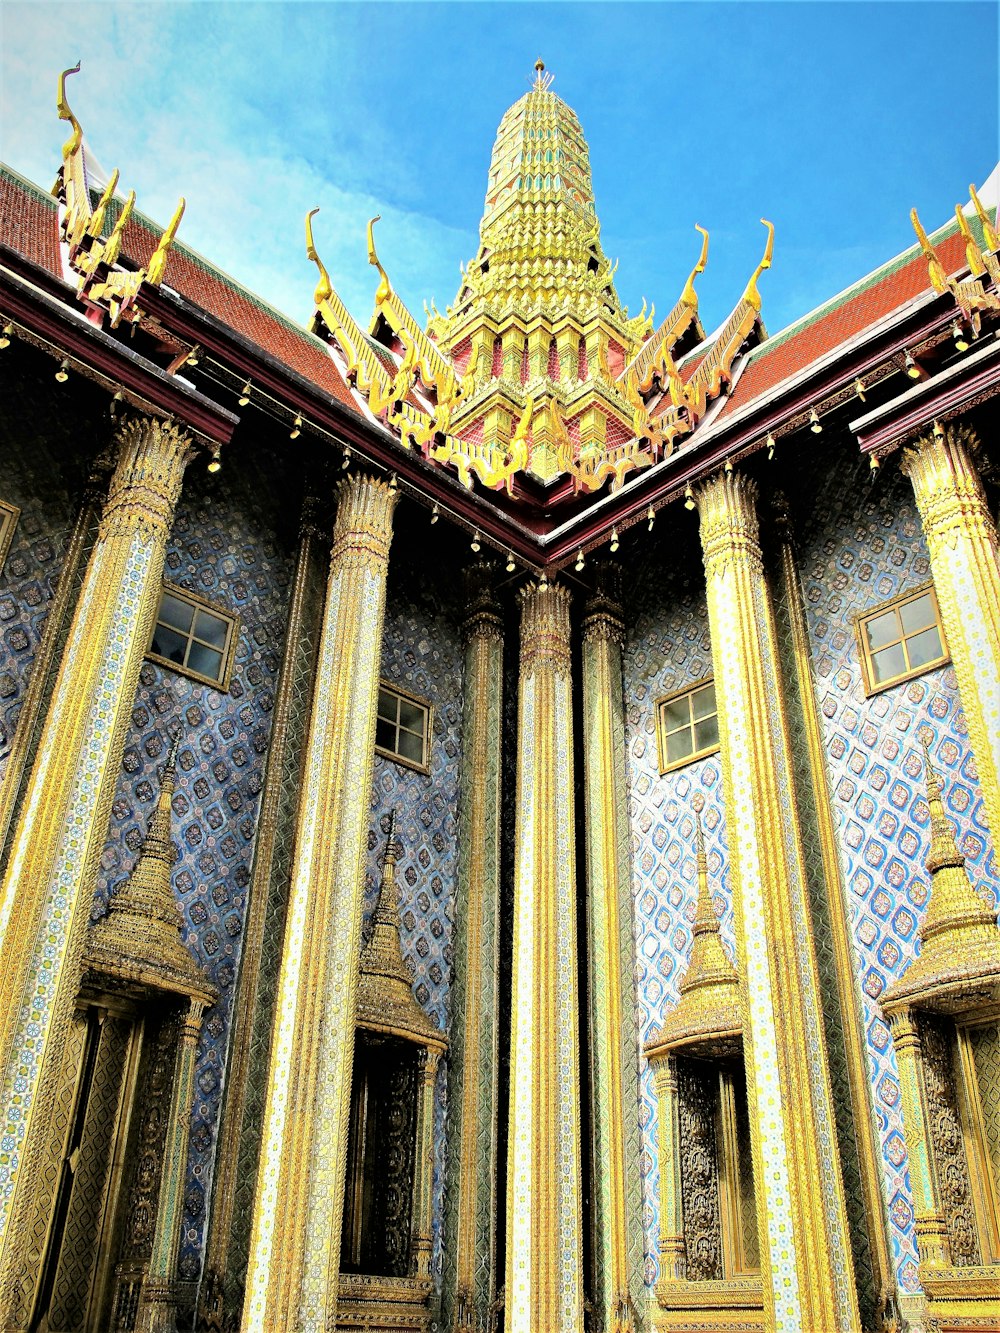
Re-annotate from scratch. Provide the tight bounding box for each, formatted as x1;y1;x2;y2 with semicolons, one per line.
0;443;114;872
773;501;898;1326
581;571;644;1332
444;567;503;1330
505;580;584;1333
412;1047;442;1281
650;1056;685;1283
885;1010;952;1270
696;468;859;1332
137;998;206;1333
900;423;1000;846
242;474;397;1333
0;417;193;1269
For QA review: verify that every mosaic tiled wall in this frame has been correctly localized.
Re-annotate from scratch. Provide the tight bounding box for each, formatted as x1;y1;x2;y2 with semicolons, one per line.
0;364;105;777
364;546;465;1285
90;449;298;1280
790;440;999;1297
621;531;733;1289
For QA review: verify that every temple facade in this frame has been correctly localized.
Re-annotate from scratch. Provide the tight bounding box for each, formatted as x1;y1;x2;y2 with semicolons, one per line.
0;61;998;1333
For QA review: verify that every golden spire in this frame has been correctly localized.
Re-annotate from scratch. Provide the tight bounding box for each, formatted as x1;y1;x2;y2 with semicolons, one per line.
645;810;743;1058
85;737;215;1002
356;812;443;1044
883;738;1000;1009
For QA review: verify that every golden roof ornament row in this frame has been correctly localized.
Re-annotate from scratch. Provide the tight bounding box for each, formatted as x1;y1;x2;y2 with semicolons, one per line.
54;64;185;327
911;184;1000;327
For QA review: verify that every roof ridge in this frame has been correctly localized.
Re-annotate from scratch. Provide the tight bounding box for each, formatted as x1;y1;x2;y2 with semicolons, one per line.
0;162;59;210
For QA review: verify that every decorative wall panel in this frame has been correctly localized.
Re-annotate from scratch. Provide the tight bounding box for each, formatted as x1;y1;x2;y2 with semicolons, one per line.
791;443;1000;1297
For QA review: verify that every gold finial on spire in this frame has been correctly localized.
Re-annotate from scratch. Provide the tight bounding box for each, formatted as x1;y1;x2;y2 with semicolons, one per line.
56;62;83;158
84;731;215;1003
681;224;709;309
882;733;1000;1009
356;812;442;1043
367;214;392;307
305;207;333;306
741;218;774;311
910;207;949;293
970;182;999;252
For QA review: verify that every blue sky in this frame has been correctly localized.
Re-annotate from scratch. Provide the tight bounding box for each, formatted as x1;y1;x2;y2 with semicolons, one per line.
2;2;997;339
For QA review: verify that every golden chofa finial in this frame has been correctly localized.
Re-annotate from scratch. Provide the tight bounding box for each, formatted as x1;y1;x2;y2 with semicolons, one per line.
910;207;949;293
955;205;986;278
681;224;710;309
305;207;333;306
969;182;999;252
741;218;774;312
146;196;185;288
367;214;392;307
57;62;83;157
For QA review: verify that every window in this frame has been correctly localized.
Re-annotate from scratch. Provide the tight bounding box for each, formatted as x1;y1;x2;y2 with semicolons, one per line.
956;1014;1000;1265
147;583;238;689
656;677;719;773
376;684;431;772
857;584;948;694
0;498;20;572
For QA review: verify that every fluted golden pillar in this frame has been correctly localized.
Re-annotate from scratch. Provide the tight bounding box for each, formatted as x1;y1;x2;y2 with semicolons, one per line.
412;1046;442;1280
138;998;207;1333
901;423;1000;846
242;473;397;1333
443;566;503;1331
505;580;584;1333
581;570;645;1333
0;417;193;1272
696;469;860;1332
650;1057;684;1283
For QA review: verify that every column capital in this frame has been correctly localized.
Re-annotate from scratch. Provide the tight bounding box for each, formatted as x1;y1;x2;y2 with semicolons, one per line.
330;473;398;571
582;562;624;646
695;467;763;579
901;422;992;551
518;579;572;676
99;416;194;545
461;561;503;643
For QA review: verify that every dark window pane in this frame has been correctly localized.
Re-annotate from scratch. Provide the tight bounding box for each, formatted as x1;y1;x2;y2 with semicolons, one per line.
695;715;719;752
666;729;693;764
899;592;935;636
692;683;716;721
663;697;690;731
187;642;224;682
906;625;944;669
159;594;194;634
194;609;229;648
377;690;396;724
872;642;906;683
398;730;424;764
865;609;899;651
375;718;395;751
398;699;424;734
151;625;187;665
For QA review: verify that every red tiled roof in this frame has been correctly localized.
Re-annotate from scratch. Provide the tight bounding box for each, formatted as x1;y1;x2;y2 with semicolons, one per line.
115;213;359;413
0;168;61;278
716;227;973;421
